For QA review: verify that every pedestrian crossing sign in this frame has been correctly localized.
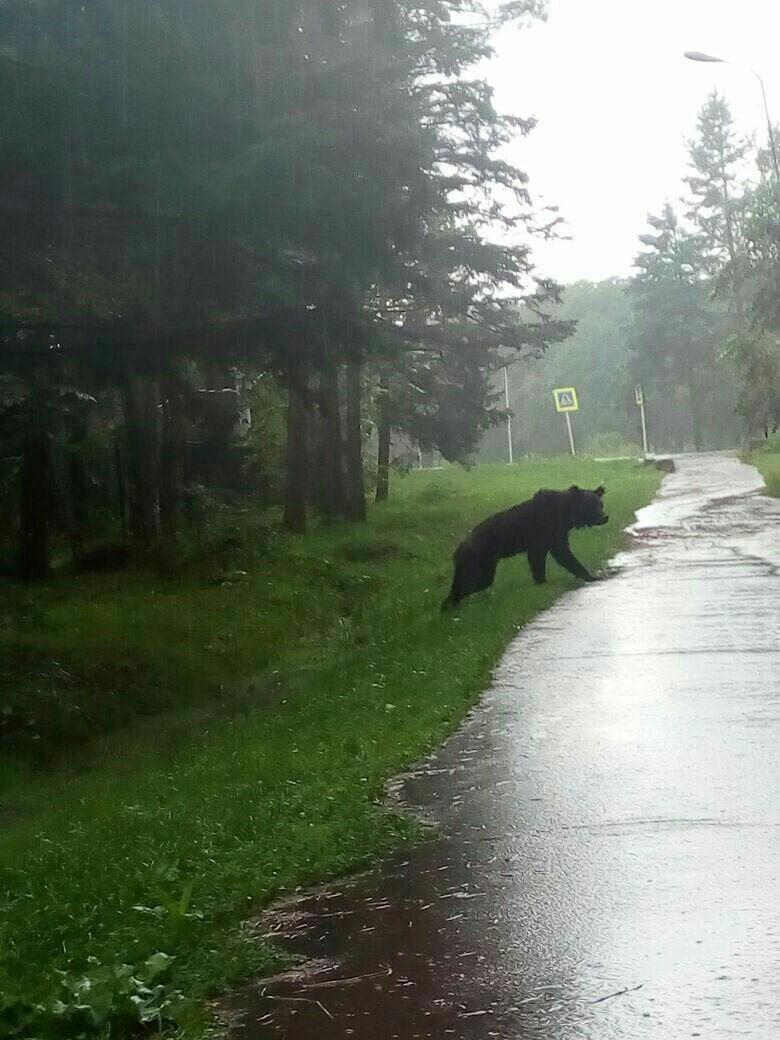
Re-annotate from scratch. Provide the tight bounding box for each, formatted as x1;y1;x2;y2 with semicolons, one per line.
553;387;579;413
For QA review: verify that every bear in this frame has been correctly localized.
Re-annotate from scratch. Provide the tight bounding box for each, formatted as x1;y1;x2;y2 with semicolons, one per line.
441;485;608;611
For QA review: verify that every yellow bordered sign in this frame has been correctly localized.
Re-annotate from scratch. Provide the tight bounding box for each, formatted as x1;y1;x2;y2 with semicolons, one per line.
553;386;579;413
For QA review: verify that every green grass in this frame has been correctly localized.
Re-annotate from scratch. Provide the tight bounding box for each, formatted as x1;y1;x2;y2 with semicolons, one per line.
0;459;661;1038
751;435;780;497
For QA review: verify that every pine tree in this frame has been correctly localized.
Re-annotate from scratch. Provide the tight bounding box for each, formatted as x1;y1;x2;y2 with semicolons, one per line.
684;92;750;289
726;178;780;436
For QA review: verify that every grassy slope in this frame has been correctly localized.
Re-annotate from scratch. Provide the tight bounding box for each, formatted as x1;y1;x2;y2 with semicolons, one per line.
751;437;780;496
0;459;661;1036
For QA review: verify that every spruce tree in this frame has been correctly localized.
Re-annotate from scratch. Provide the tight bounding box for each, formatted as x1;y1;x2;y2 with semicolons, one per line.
684;91;749;288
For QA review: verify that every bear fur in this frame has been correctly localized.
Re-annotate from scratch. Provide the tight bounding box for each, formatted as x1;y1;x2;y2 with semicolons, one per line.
441;485;608;611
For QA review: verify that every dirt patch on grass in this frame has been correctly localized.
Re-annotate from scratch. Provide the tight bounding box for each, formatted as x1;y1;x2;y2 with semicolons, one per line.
337;540;417;563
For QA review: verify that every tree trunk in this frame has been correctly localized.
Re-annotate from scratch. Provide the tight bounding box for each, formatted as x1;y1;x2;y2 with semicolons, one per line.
316;359;348;520
114;431;128;539
375;372;390;503
159;380;187;537
157;378;188;572
345;352;367;522
688;382;704;452
121;373;161;547
376;422;391;502
306;403;322;510
18;431;53;580
283;349;310;533
67;419;89;565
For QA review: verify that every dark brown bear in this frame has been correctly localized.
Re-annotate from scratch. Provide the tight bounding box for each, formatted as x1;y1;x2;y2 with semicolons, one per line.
441;485;608;611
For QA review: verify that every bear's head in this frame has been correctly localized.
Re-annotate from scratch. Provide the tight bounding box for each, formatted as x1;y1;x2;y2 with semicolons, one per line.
567;485;608;528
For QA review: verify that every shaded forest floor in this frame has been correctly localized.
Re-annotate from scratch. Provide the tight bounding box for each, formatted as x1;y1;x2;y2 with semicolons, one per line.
0;459;662;1038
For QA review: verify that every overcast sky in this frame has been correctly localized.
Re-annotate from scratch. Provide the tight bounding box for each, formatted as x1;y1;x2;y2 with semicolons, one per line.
483;0;780;285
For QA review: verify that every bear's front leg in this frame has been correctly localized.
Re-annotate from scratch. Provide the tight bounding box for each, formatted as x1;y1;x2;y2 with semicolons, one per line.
527;547;547;584
550;543;594;581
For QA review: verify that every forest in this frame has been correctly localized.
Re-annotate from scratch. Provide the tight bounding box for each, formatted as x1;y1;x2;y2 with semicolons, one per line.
2;6;779;583
1;0;576;584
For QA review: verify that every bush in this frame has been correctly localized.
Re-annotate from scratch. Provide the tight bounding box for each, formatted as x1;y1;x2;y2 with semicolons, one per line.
583;430;642;458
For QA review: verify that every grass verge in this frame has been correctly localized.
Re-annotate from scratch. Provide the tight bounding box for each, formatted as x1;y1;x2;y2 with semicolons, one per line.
0;459;661;1038
750;435;780;496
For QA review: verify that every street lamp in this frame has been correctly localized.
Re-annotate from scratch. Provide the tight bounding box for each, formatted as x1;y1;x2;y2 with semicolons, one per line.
502;363;514;465
684;51;780;181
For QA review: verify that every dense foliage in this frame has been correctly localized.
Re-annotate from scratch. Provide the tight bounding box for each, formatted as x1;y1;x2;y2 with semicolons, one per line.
633;92;778;448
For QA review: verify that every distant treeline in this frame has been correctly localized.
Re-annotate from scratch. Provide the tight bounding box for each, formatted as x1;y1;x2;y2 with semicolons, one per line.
486;91;780;460
481;277;743;460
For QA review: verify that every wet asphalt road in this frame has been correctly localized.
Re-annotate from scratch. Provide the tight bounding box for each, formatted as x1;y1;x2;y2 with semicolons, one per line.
225;452;780;1039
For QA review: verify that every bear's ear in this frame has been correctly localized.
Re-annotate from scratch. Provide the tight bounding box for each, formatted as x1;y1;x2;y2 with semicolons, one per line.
594;485;605;497
568;484;580;492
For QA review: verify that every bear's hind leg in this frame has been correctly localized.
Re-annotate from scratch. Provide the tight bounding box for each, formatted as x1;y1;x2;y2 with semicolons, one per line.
473;554;498;595
442;546;499;611
441;560;465;611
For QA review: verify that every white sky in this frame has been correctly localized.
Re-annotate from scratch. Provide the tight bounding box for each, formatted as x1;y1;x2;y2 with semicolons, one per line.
484;0;780;284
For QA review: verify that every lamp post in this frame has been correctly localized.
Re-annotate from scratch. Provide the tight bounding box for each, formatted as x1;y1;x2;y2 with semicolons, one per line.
502;364;514;465
684;51;780;182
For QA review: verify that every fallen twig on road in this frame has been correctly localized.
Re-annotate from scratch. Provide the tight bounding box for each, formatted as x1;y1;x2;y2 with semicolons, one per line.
590;983;643;1005
301;966;393;990
260;990;334;1019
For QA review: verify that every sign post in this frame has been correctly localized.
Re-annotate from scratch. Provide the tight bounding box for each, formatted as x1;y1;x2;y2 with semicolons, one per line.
552;387;579;455
635;384;648;456
564;412;575;456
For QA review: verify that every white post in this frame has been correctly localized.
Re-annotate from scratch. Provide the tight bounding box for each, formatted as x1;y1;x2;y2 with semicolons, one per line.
503;366;514;465
565;411;576;455
639;399;649;455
